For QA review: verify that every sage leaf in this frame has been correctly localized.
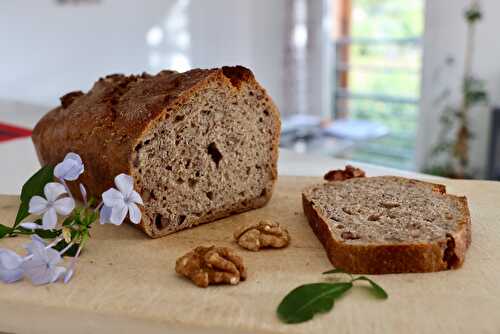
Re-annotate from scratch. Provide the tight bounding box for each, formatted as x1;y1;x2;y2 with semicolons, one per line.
277;282;352;324
14;165;54;228
354;276;389;299
322;268;347;275
0;224;11;238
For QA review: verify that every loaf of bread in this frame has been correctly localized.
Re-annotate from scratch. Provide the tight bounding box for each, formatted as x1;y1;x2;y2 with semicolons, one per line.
32;66;281;238
302;176;471;274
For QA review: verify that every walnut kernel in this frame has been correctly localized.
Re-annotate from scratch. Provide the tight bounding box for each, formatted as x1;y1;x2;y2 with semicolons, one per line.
324;165;366;182
234;220;290;251
175;246;247;288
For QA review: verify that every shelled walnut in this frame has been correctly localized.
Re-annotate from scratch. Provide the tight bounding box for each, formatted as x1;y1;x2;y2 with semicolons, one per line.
175;246;247;288
234;220;290;251
324;165;366;182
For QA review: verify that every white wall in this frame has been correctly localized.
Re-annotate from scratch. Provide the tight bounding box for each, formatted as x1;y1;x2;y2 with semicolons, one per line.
417;0;500;176
0;0;167;107
0;0;286;110
187;0;286;109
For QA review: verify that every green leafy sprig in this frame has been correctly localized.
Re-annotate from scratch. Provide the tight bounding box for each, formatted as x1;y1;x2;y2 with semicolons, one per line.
0;165;55;238
277;268;388;324
425;0;487;178
0;153;144;285
0;165;93;256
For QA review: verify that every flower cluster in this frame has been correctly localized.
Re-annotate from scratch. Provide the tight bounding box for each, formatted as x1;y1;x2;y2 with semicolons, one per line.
0;153;143;285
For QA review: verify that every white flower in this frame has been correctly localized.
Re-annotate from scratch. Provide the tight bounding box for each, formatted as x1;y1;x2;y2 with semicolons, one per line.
101;174;143;225
21;236;66;285
63;268;74;284
54;152;84;181
0;248;24;283
99;205;112;225
24;235;47;254
29;182;75;230
19;221;41;230
63;243;84;284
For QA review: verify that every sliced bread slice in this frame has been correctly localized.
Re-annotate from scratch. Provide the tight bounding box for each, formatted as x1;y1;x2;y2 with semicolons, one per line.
302;176;471;274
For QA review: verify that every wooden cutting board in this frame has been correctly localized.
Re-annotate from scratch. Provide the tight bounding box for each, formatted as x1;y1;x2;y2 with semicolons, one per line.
0;176;499;334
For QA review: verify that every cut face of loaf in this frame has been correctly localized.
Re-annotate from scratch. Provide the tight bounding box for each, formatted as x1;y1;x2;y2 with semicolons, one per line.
132;74;279;236
302;176;471;274
31;66;280;238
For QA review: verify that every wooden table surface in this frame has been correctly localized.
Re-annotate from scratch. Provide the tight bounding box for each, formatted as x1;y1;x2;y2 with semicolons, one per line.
0;176;499;334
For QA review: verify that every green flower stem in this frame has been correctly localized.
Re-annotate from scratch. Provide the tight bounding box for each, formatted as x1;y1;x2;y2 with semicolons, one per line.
10;229;34;235
47;235;64;248
78;234;89;254
94;201;104;213
58;239;77;256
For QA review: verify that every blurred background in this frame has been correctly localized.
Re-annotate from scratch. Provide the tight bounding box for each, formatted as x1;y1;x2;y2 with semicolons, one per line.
1;0;499;180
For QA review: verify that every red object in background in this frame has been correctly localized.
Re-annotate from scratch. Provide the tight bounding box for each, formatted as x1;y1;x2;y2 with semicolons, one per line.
0;122;32;143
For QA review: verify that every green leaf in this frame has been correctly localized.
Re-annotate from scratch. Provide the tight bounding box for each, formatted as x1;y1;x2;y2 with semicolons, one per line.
34;229;61;240
277;282;352;324
14;205;30;229
62;216;74;226
87;197;96;207
322;268;347;275
14;226;61;239
0;224;11;238
53;240;79;257
353;276;389;299
14;165;54;228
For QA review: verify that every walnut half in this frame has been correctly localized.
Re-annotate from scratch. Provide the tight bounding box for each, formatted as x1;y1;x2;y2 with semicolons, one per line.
234;220;290;251
175;246;247;288
324;165;366;182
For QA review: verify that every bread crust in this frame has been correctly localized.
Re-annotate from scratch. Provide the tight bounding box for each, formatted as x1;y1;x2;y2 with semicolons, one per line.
302;178;471;274
32;66;280;237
